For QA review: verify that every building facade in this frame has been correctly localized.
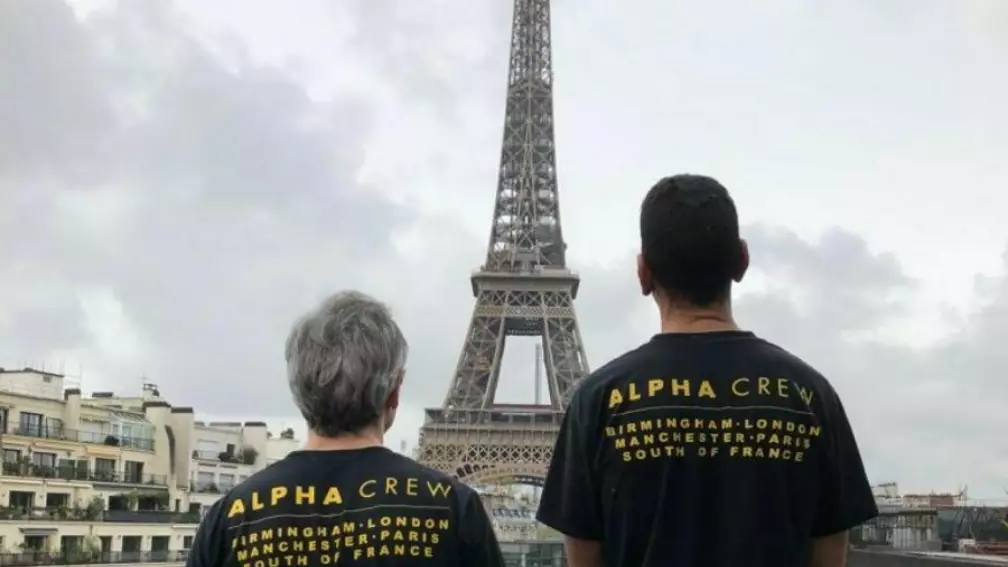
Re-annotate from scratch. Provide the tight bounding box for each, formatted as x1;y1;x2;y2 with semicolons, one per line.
0;368;299;561
187;420;299;512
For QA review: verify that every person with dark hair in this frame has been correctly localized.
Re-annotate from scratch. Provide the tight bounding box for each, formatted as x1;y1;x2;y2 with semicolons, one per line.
536;175;877;567
188;292;505;567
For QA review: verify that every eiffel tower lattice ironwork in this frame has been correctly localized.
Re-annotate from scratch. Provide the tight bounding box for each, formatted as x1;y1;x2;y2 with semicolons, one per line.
415;0;589;492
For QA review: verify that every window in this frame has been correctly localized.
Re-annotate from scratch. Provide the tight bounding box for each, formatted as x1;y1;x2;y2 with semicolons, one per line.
219;474;235;491
9;491;34;509
183;536;194;550
32;451;56;469
94;458;115;472
18;412;42;435
80;420;104;443
121;536;141;554
196;440;219;460
22;535;47;550
94;458;116;481
3;449;21;463
45;417;63;436
71;459;88;480
196;471;214;491
124;461;144;483
47;493;70;509
122;423;153;441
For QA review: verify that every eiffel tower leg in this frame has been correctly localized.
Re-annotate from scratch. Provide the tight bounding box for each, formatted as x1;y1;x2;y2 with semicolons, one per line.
441;290;507;411
542;303;589;406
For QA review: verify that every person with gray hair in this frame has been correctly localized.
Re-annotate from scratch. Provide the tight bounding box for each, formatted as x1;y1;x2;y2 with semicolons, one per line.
187;291;505;567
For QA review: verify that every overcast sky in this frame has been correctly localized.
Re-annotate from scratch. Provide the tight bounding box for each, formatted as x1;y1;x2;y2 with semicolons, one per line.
1;0;1007;499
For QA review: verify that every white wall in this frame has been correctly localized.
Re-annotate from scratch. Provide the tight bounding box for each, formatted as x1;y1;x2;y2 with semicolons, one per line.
0;370;65;400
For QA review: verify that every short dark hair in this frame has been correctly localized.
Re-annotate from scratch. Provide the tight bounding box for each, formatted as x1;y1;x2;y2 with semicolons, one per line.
640;174;741;306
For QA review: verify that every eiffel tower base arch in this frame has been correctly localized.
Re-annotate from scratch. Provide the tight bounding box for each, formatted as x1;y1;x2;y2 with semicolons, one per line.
415;407;561;489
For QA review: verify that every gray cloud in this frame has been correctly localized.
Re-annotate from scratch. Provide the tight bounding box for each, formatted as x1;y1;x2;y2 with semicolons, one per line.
0;0;408;414
1;0;1007;501
0;1;115;178
338;0;510;122
736;230;1008;497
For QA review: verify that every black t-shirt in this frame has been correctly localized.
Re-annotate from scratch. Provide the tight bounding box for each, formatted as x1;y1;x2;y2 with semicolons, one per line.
536;331;878;567
187;446;504;567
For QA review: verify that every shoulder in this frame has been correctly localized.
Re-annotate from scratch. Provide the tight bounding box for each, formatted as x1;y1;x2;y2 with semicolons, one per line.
563;343;654;427
197;492;231;530
745;337;815;370
572;343;653;402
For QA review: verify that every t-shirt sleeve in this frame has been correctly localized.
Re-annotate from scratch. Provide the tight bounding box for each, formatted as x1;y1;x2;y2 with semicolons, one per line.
458;490;506;567
535;388;603;540
811;384;879;537
187;500;227;567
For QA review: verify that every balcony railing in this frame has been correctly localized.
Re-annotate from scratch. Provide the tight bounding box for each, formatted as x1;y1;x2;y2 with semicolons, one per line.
0;507;200;524
191;450;220;461
191;450;256;465
103;510;201;524
0;463;167;486
190;483;221;494
0;550;189;566
6;426;154;452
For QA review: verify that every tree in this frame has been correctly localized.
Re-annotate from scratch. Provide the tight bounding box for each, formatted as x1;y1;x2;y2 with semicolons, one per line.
241;446;258;465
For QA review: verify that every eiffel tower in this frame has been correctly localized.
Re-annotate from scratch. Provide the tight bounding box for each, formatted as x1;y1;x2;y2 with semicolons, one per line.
415;0;589;490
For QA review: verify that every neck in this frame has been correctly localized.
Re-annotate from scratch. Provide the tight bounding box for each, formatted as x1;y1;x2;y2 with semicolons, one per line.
303;426;384;451
657;298;739;335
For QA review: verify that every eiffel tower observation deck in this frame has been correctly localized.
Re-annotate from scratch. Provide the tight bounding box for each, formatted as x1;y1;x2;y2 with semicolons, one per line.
414;0;590;491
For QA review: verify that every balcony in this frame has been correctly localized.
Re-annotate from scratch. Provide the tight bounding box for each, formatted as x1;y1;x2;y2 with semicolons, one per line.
0;463;168;487
0;507;200;524
191;450;221;461
191;447;257;465
0;550;190;566
6;426;154;452
103;509;201;523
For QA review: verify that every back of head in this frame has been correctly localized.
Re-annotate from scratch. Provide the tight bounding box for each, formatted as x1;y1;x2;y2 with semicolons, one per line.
285;291;408;437
640;174;743;307
206;294;505;567
539;176;877;567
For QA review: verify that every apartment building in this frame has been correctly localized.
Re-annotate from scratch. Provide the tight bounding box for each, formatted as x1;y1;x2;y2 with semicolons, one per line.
0;368;299;561
188;420;299;511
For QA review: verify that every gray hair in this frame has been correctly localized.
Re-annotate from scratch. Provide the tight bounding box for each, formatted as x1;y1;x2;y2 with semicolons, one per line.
285;291;408;436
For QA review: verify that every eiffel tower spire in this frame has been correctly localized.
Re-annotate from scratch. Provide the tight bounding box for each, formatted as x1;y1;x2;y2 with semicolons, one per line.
485;0;566;273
